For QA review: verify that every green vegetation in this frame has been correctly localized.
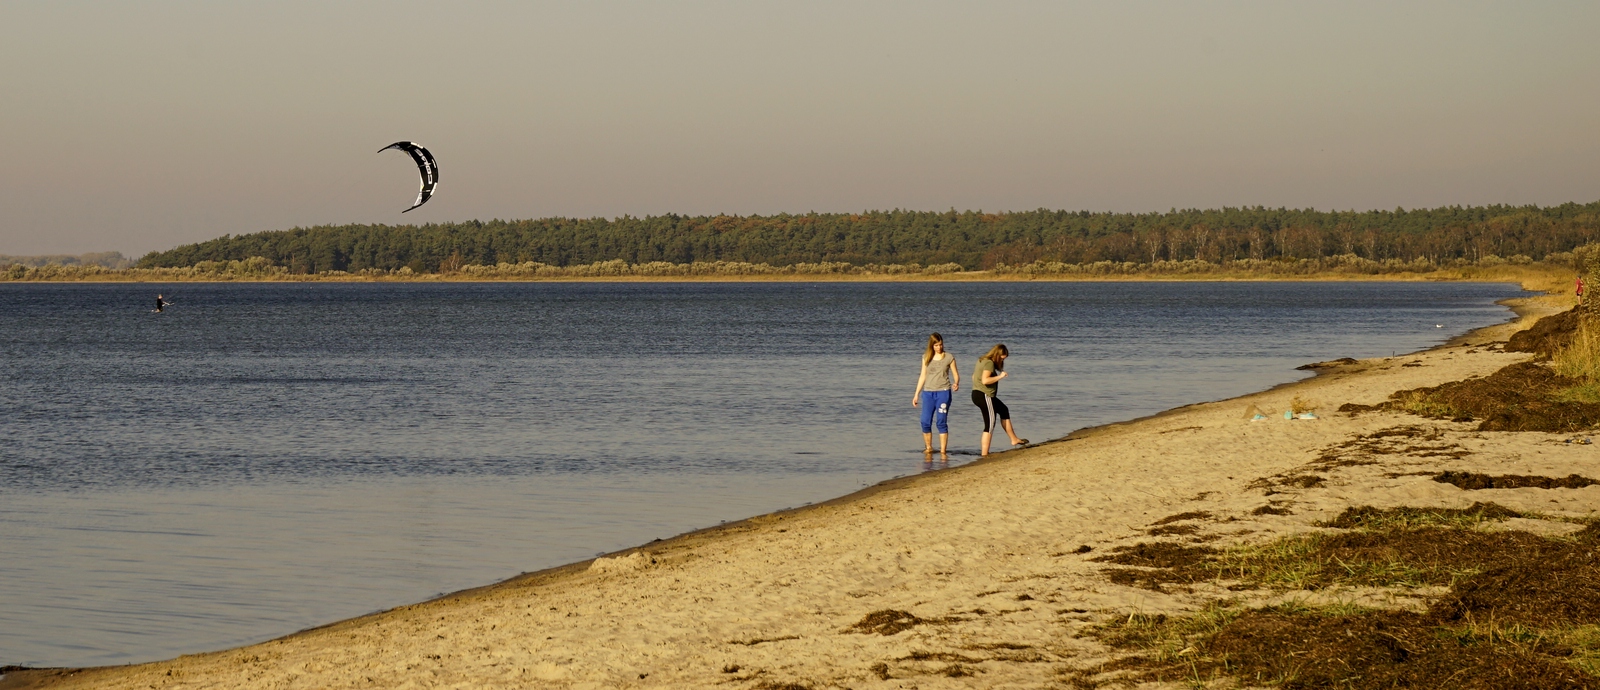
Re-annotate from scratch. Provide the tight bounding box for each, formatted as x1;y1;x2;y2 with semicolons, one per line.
1079;604;1600;689
1395;388;1471;420
125;202;1600;274
1074;507;1600;688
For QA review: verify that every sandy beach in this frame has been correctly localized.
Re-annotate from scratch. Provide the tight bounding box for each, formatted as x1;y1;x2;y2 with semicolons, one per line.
5;291;1594;689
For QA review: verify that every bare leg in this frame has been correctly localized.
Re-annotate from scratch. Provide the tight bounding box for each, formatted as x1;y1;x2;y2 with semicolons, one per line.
980;431;992;456
1002;419;1026;446
923;432;933;454
937;432;949;454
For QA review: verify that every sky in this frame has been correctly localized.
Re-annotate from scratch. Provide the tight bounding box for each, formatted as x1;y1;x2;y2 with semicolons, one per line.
2;1;1597;257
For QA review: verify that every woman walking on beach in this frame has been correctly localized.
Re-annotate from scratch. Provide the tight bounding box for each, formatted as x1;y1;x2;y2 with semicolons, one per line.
972;343;1027;456
913;332;960;456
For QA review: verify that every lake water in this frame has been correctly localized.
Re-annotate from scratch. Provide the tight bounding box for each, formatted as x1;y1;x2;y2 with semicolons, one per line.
0;280;1523;668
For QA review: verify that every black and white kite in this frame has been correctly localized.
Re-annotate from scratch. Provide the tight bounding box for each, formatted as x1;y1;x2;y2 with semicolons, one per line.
378;141;438;213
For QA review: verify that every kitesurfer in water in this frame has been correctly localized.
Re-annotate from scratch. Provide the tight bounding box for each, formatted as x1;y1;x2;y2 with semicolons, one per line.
155;294;167;313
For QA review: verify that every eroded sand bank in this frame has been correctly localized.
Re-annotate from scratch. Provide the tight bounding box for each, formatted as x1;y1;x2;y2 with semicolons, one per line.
6;295;1590;690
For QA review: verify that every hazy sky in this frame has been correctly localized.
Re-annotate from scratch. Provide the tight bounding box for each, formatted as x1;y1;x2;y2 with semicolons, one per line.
3;1;1597;257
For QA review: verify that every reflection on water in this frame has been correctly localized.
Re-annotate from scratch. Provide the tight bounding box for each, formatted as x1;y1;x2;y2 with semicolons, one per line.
0;281;1520;667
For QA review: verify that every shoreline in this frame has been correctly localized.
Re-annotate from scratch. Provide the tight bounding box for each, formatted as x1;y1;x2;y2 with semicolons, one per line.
0;264;1571;286
2;285;1580;689
0;274;1546;284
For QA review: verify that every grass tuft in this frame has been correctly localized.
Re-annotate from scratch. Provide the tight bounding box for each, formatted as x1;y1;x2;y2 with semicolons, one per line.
1554;317;1600;382
1553;382;1600;404
1394;389;1466;419
1318;502;1523;530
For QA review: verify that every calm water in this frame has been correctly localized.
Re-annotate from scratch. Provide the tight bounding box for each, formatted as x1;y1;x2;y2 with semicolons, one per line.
0;281;1521;667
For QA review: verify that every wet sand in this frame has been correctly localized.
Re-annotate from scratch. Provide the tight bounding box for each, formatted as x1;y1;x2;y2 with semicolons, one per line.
4;293;1588;690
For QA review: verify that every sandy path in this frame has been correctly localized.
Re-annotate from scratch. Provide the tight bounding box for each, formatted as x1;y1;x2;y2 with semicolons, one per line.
9;297;1595;690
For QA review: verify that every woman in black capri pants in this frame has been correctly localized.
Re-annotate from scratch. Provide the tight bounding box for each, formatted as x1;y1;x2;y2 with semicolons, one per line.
971;343;1027;456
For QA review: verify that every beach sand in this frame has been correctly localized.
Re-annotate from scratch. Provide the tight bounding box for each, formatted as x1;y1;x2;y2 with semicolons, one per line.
5;293;1592;689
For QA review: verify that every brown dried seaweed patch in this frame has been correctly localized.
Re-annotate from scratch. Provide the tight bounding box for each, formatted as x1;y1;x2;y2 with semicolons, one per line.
1103;568;1195;592
1368;425;1442;439
1081;607;1599;690
1435;545;1600;629
1090;542;1218;569
1434;471;1600;490
1094;542;1220;592
1390;362;1600;432
1151;511;1212;525
1079;521;1600;689
1507;304;1586;357
1297;357;1359;370
1247;473;1327;492
846;610;925;636
897;651;983;663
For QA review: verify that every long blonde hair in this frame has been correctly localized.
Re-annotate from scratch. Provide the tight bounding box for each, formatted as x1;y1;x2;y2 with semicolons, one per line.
980;343;1009;372
922;332;945;366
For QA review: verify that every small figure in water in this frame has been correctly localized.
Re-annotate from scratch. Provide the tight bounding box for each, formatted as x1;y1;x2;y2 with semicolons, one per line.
155;294;167;313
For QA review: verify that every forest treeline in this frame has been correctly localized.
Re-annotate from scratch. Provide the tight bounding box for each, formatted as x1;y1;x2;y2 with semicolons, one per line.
0;251;133;269
129;203;1600;274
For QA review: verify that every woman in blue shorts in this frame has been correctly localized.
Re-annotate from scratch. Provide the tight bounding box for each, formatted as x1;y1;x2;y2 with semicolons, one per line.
912;332;960;456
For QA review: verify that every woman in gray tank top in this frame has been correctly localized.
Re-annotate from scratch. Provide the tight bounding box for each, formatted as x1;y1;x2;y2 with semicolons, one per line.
913;332;960;457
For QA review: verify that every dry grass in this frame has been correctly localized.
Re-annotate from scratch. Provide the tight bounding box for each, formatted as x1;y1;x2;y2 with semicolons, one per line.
1449;262;1579;298
1555;318;1600;382
1394;389;1465;419
1554;382;1600;404
1288;395;1318;415
1317;502;1524;530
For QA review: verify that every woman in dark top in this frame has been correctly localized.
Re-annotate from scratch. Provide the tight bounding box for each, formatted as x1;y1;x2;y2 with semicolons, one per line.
971;343;1026;456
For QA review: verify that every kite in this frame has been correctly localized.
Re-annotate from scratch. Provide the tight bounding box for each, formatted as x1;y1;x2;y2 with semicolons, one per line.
378;141;438;213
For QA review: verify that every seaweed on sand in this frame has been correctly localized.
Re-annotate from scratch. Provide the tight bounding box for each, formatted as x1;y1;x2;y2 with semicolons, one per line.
1073;508;1600;688
1388;362;1600;432
1434;471;1600;490
1507;304;1588;357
